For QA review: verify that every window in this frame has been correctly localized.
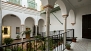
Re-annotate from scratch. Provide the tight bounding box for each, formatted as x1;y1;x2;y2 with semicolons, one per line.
8;0;21;5
16;27;20;34
27;0;37;9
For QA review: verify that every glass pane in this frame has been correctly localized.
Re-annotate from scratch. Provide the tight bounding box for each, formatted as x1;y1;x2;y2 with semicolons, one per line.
8;0;20;5
16;27;20;34
27;0;36;9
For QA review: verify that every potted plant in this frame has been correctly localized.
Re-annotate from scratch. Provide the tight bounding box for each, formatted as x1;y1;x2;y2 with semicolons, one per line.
4;38;14;45
58;37;63;45
16;34;20;40
72;38;76;42
65;43;71;50
21;28;31;39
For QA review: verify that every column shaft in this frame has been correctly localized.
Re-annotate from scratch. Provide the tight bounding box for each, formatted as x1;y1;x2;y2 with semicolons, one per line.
36;25;37;36
63;15;68;46
21;25;24;42
0;0;2;46
46;7;50;51
64;17;67;45
46;7;50;37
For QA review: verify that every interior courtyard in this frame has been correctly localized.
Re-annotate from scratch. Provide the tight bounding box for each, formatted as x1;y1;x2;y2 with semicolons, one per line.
0;0;91;51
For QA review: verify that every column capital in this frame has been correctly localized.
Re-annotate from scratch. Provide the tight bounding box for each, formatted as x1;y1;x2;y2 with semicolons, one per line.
71;23;75;26
35;25;38;26
21;24;24;26
43;5;53;9
62;14;68;18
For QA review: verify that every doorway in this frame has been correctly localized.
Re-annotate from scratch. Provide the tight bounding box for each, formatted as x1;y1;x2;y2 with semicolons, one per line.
82;14;91;39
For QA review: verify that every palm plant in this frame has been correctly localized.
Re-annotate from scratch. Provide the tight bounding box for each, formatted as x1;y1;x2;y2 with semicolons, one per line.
4;38;14;45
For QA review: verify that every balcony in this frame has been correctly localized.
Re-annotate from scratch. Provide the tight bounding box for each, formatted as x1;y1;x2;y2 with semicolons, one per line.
0;29;75;51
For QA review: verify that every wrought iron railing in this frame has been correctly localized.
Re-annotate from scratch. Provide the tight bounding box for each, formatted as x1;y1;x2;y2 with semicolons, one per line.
0;29;74;51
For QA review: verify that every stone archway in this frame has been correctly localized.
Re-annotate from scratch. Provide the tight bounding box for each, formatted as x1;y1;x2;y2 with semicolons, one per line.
38;19;45;33
56;0;67;15
2;14;21;39
69;9;75;25
25;17;35;37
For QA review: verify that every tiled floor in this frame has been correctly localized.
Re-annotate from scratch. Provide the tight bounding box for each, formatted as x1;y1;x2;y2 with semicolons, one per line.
65;38;91;51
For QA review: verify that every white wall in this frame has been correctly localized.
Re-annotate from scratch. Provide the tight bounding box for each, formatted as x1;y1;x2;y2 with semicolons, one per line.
2;10;39;25
40;4;91;39
74;4;91;39
41;10;64;31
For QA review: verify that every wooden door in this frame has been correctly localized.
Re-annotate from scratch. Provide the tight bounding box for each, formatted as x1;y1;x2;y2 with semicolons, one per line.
26;28;30;39
82;14;91;39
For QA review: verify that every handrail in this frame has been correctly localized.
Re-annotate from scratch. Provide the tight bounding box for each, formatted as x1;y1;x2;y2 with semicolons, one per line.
52;12;63;25
0;29;74;51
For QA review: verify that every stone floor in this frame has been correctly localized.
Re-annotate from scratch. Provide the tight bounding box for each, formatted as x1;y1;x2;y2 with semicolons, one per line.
65;38;91;51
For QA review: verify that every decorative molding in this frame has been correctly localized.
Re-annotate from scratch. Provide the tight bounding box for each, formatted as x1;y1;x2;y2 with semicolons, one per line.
62;14;68;17
62;14;68;18
45;24;51;26
21;24;24;26
71;23;75;26
43;5;53;9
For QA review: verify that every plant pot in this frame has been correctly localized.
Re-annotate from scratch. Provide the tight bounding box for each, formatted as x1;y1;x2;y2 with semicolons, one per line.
66;47;71;50
52;45;56;49
58;42;61;45
72;38;76;42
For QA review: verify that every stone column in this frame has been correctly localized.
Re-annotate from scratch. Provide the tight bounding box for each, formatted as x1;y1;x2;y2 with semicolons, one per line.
0;0;2;46
45;7;50;37
43;5;53;51
35;25;37;36
21;24;24;42
62;15;68;45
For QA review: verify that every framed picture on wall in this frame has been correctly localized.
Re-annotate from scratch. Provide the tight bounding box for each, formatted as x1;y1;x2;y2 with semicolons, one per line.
16;27;20;34
4;27;8;34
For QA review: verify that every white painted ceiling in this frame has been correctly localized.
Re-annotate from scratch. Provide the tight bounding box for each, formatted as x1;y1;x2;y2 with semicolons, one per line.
67;0;91;8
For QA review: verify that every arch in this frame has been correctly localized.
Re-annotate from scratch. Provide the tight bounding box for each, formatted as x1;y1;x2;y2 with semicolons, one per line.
38;19;45;33
2;14;21;39
56;0;67;15
69;9;76;24
2;14;21;22
38;18;45;24
24;17;35;25
25;17;35;37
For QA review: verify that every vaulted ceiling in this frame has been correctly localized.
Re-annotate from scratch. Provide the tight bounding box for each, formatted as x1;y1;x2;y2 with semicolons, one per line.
67;0;91;9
